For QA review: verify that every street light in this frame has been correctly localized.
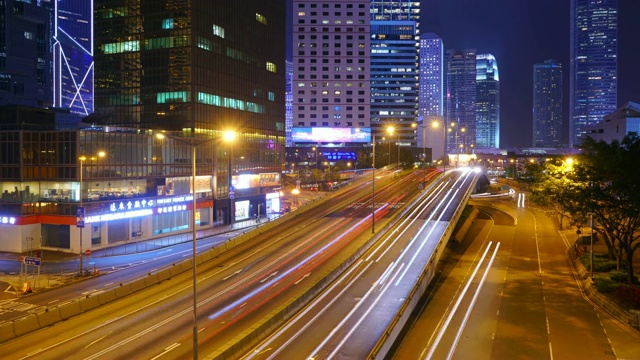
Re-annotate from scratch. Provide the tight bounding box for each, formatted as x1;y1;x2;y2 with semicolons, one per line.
156;130;235;359
78;151;106;275
386;126;394;167
223;131;237;225
371;134;376;233
312;146;318;169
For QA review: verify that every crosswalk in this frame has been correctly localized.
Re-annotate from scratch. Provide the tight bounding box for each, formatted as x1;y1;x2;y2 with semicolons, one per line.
0;299;38;315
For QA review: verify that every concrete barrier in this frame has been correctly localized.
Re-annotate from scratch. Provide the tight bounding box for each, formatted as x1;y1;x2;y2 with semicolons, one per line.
59;300;82;320
0;321;16;343
37;307;62;328
79;295;101;312
97;290;117;305
180;260;193;273
143;273;160;287
169;264;183;277
156;268;173;282
200;251;212;262
13;314;40;337
130;279;147;293
115;284;133;299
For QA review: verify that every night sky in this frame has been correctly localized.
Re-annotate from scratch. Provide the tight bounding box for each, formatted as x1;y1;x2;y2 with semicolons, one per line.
286;0;640;149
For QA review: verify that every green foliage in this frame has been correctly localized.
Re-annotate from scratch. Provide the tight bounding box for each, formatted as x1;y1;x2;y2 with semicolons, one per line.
580;253;617;272
594;275;617;293
609;270;638;284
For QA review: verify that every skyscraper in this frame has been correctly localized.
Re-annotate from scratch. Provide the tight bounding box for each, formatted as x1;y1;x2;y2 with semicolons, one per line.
93;1;286;220
418;33;443;118
292;0;371;149
570;0;618;147
533;60;563;148
445;49;476;154
52;0;94;116
371;1;420;24
370;1;420;148
476;54;500;149
370;21;418;146
0;0;52;109
285;60;293;147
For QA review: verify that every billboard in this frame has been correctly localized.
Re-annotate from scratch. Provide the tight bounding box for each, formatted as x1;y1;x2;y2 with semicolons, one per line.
292;127;371;143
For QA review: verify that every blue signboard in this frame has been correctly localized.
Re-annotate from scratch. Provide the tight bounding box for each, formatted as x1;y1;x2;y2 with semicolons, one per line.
24;257;41;266
77;207;85;228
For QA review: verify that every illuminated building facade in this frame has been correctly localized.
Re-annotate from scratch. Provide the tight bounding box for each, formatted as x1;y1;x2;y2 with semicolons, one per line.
418;33;443;118
370;21;418;147
0;0;52;108
476;54;500;150
52;0;94;116
445;49;476;154
533;60;563;148
0;117;281;253
570;0;618;147
93;0;286;227
286;60;293;147
291;0;371;149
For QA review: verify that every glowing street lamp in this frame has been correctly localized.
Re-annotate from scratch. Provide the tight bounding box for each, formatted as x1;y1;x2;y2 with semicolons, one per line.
78;150;106;275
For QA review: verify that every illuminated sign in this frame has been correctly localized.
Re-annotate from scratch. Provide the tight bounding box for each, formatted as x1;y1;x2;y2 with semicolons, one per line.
1;217;17;225
321;151;356;161
86;195;195;224
292;127;371;143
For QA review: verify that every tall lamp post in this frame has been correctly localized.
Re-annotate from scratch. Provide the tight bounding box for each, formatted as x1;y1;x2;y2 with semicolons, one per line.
386;126;394;167
312;146;318;169
223;131;237;225
77;151;105;275
156;130;234;359
371;134;376;234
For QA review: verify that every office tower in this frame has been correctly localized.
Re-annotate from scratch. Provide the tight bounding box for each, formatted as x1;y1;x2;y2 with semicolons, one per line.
370;0;419;148
570;0;618;147
52;0;93;116
292;0;371;148
94;1;286;223
286;60;293;147
370;21;418;147
419;33;443;118
445;49;476;154
476;54;500;149
371;1;420;24
533;60;563;148
0;1;52;109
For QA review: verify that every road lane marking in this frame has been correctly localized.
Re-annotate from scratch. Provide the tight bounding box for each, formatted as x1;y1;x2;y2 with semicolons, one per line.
83;331;112;350
294;272;311;284
150;343;180;360
222;268;243;281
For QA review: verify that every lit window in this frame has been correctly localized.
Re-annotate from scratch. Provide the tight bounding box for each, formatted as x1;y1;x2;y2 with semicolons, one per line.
162;19;174;29
212;24;225;38
266;62;277;73
256;13;267;25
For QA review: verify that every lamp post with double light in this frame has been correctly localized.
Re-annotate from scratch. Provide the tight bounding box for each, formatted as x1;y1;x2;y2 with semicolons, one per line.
78;151;105;275
156;130;235;359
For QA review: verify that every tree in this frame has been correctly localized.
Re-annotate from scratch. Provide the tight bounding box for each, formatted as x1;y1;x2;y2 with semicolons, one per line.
528;135;640;284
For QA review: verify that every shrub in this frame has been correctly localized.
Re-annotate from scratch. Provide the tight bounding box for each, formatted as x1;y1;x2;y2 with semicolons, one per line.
613;285;640;309
609;271;638;284
594;275;617;293
580;253;617;272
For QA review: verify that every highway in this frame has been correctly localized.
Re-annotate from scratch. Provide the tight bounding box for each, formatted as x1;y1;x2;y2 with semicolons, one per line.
0;168;434;359
393;193;640;359
242;168;479;359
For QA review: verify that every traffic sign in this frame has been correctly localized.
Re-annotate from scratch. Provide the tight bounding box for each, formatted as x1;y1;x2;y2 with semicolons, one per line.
85;249;92;256
229;186;235;199
23;257;41;266
76;207;85;228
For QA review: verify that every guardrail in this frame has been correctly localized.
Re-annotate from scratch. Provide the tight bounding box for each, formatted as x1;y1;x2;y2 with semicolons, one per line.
367;174;478;359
